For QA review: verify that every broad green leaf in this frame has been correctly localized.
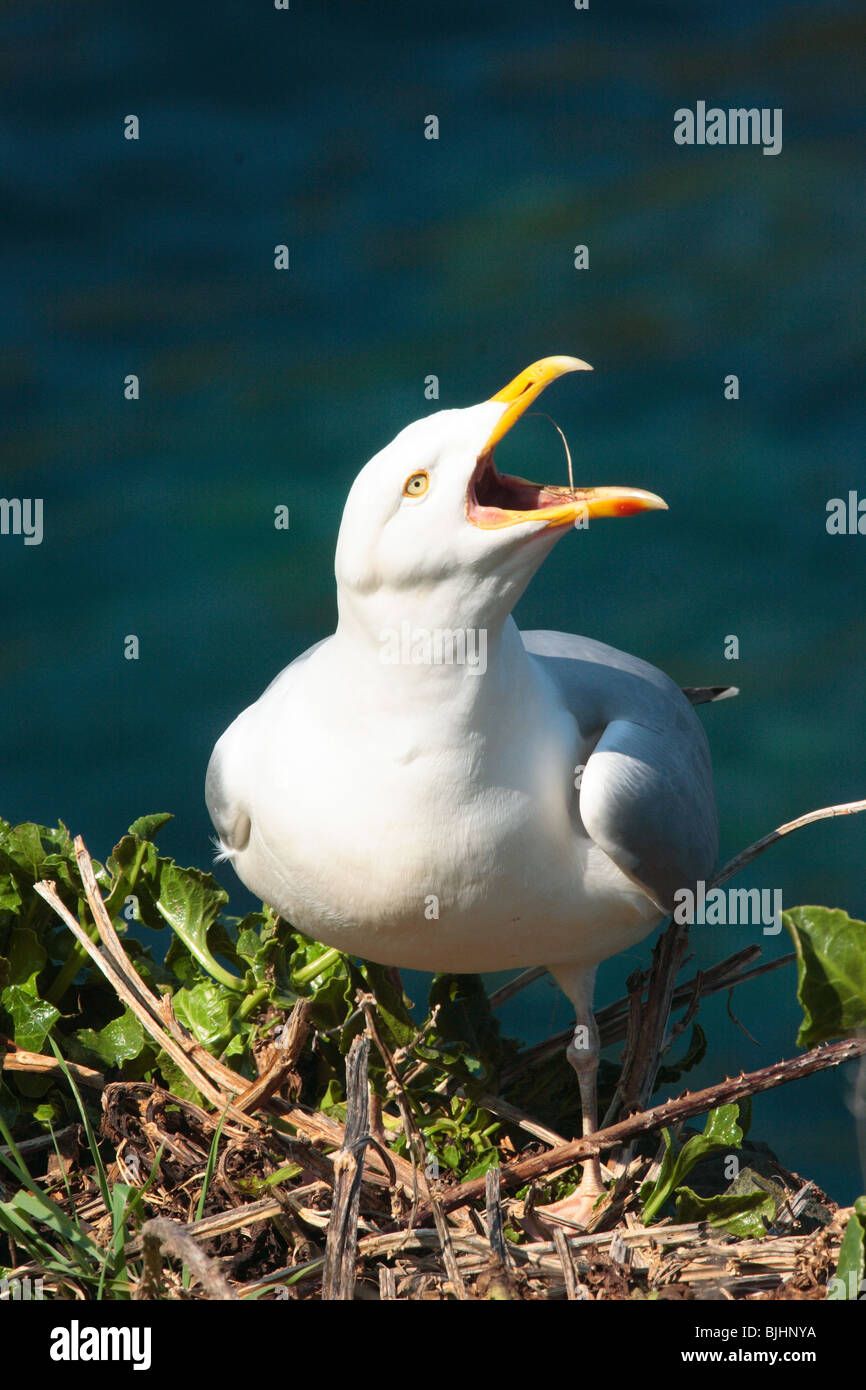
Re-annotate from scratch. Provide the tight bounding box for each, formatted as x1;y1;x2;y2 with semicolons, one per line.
0;874;22;914
426;973;513;1087
0;822;51;878
674;1185;775;1237
640;1103;750;1223
783;906;866;1047
155;1050;206;1106
702;1099;751;1146
361;960;416;1048
155;862;242;990
1;986;59;1052
828;1196;866;1300
236;927;264;969
127;812;173;841
462;1150;501;1183
5;926;47;990
1;927;59;1048
33;1098;65;1125
173;979;239;1053
76;1007;146;1069
103;832;161;922
0;823;78;894
319;1078;346;1116
290;938;355;1032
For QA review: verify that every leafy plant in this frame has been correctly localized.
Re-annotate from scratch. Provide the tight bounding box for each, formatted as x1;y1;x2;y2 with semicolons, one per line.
639;1102;751;1225
827;1197;866;1301
0;815;516;1184
783;906;866;1047
673;1183;776;1238
2;810;865;1298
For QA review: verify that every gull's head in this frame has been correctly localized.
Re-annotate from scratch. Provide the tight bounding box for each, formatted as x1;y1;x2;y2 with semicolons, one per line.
335;356;667;637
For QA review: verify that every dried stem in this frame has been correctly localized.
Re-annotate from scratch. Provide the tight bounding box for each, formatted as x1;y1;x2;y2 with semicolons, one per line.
711;799;866;889
598;797;866;1127
413;1034;866;1222
503;945;772;1079
136;1216;237;1300
34;876;255;1126
322;1035;371;1301
356;992;467;1298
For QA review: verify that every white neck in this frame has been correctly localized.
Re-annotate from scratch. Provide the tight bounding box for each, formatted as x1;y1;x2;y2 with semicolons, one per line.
329;603;542;739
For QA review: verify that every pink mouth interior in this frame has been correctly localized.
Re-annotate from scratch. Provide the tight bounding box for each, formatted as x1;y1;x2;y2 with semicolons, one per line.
466;451;574;526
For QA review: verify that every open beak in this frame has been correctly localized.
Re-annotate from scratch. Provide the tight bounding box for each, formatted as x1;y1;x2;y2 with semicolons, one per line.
467;356;668;530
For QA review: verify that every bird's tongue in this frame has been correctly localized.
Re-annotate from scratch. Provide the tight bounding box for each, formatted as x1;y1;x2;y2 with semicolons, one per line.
467;454;580;527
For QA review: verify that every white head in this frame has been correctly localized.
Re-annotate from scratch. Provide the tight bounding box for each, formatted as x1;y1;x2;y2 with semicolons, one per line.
335;357;667;642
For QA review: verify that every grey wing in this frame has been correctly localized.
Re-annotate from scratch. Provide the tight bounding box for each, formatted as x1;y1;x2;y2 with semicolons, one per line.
522;628;719;913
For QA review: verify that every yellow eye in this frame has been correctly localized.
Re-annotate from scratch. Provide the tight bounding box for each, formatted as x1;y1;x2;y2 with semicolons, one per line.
403;471;429;498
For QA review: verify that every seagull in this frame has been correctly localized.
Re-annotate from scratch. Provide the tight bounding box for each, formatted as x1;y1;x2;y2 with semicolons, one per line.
206;357;720;1227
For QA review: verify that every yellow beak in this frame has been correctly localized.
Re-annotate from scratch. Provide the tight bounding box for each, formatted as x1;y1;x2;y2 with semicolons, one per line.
472;356;668;529
486;355;594;450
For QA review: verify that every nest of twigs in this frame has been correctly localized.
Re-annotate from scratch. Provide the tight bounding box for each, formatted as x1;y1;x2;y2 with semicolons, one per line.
2;832;861;1301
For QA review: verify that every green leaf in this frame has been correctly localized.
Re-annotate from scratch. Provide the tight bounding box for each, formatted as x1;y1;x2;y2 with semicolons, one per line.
783;906;866;1047
155;862;242;990
8;1187;104;1267
236;927;264;970
828;1196;866;1300
76;1007;146;1069
0;873;22;914
5;926;47;990
426;973;511;1086
461;1151;500;1183
1;986;60;1051
155;1051;206;1106
1;926;59;1048
34;1098;65;1125
361;960;415;1049
290;938;355;1033
674;1185;775;1237
103;833;160;922
173;980;239;1053
127;813;173;841
0;822;52;878
640;1103;749;1223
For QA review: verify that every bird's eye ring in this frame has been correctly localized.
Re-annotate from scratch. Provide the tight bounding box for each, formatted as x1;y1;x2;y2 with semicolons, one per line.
403;471;429;498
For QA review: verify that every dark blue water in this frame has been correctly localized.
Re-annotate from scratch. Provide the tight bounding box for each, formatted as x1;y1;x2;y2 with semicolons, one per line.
1;0;864;1200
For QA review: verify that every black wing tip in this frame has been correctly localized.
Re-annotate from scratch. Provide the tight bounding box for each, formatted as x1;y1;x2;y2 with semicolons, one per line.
681;685;740;706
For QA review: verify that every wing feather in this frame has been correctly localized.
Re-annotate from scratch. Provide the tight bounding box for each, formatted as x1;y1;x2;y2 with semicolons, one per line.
522;628;719;912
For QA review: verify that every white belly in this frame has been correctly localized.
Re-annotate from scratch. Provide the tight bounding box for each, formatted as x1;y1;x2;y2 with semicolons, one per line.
225;670;662;973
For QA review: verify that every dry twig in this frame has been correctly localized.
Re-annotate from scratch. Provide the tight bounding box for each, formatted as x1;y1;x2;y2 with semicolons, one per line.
136;1216;237;1300
415;1034;866;1222
322;1035;371;1300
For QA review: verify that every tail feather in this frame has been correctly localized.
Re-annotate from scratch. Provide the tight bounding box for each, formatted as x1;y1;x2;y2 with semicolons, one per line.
681;685;739;706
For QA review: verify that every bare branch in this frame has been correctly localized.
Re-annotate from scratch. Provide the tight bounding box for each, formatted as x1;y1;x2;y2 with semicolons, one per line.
712;799;866;889
414;1034;866;1222
322;1035;371;1301
136;1216;237;1300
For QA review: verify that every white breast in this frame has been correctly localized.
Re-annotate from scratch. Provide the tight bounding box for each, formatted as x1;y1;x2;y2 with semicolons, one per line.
218;638;661;973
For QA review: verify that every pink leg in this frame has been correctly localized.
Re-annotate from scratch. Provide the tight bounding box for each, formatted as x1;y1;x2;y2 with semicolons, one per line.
533;965;606;1229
